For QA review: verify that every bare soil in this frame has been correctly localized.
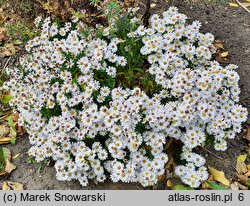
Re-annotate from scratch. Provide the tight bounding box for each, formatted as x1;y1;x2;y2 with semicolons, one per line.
0;0;250;189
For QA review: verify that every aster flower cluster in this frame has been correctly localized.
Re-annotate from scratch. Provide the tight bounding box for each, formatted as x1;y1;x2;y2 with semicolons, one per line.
4;7;247;188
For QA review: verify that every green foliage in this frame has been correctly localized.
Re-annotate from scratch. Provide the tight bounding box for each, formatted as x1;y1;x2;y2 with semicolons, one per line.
1;94;12;104
103;1;122;23
27;156;36;164
8;117;17;144
0;147;11;171
0;147;5;172
172;184;195;190
41;104;62;120
205;181;229;190
6;22;35;42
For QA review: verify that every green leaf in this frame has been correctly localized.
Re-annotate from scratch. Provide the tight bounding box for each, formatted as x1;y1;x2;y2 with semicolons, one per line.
8;118;16;133
205;181;228;190
10;136;16;144
27;156;36;164
1;94;12;104
172;185;194;190
13;40;23;45
0;114;9;120
8;117;17;144
0;147;11;170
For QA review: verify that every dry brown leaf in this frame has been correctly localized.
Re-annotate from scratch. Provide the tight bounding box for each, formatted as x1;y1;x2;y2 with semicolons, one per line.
201;181;211;189
242;2;250;7
13;153;20;159
0;44;20;58
221;51;229;58
157;173;165;182
2;181;23;190
0;147;16;176
229;2;239;7
4;159;16;174
244;170;250;177
209;45;217;54
208;166;230;186
41;1;58;13
2;182;10;190
166;179;172;188
150;3;157;8
0;14;4;24
237;174;250;187
214;39;224;50
230;182;239;190
243;125;250;142
236;154;248;174
0;137;11;144
238;182;248;190
247;164;250;170
0;27;7;42
215;53;230;64
0;124;10;137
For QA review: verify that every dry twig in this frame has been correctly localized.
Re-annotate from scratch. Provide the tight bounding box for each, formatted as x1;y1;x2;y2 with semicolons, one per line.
202;146;224;160
0;57;11;78
234;0;250;14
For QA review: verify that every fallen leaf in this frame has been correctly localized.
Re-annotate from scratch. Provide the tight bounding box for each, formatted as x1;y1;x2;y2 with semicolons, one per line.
157;173;165;182
205;181;228;190
166;179;172;188
0;124;9;137
0;44;19;58
220;51;229;58
237;174;250;188
0;147;16;176
0;137;11;144
10;112;19;123
13;153;20;159
201;181;211;189
244;170;250;177
0;27;7;43
215;53;230;64
247;164;250;170
172;184;194;190
242;2;250;7
213;39;224;50
243;125;250;142
209;45;217;54
4;159;16;173
208;166;230;186
2;181;23;190
230;182;239;190
229;2;239;7
150;3;157;8
238;182;248;190
2;182;10;190
236;154;248;174
0;14;4;24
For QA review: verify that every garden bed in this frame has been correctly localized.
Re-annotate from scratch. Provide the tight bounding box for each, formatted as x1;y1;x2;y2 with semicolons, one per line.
1;0;250;189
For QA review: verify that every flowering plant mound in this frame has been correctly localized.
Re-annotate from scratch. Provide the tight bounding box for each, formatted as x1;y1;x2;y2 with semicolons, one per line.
4;7;248;188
